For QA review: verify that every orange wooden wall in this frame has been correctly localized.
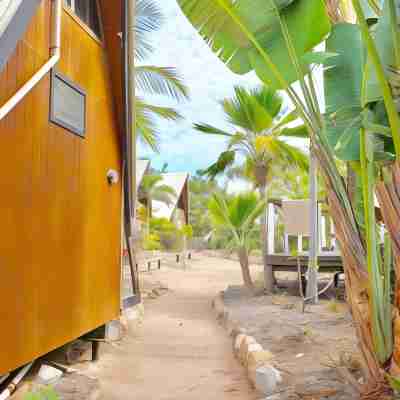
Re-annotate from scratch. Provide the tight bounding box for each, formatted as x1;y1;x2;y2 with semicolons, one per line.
0;0;122;374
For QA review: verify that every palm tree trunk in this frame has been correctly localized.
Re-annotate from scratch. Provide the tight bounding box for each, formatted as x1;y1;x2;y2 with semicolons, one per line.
147;200;151;237
259;185;274;293
238;247;254;290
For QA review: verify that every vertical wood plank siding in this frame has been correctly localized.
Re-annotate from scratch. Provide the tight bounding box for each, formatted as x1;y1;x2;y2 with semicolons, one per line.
0;0;122;374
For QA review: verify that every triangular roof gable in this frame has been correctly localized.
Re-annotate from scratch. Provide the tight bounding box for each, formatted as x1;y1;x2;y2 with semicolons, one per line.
152;173;189;221
136;159;150;190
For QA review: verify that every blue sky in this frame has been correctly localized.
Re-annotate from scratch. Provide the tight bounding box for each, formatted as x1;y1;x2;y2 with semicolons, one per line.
137;0;260;175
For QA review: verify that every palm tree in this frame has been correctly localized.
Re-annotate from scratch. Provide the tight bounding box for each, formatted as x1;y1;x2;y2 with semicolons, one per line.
140;175;177;235
195;85;309;293
208;192;266;290
135;0;189;151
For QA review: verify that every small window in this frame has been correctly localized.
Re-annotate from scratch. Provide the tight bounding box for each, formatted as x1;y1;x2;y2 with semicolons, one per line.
50;71;87;138
65;0;102;38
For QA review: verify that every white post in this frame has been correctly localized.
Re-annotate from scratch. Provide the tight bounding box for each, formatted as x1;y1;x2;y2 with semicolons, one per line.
284;234;289;254
297;235;303;253
319;205;324;252
267;203;275;254
306;152;319;303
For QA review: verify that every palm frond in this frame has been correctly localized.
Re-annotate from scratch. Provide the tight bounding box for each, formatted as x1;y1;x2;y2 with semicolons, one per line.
279;124;309;138
272;139;309;171
200;151;236;180
152;190;176;206
141;175;164;191
136;66;189;101
135;0;164;61
222;86;283;133
229;192;260;228
274;108;300;129
208;194;238;238
194;123;233;137
135;98;183;152
135;100;160;152
140;103;183;121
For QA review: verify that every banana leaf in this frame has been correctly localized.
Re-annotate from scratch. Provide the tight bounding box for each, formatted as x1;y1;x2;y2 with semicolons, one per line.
176;0;330;89
363;0;399;104
324;23;364;161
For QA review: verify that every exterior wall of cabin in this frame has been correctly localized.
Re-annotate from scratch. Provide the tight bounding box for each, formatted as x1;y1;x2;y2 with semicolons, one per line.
0;0;122;374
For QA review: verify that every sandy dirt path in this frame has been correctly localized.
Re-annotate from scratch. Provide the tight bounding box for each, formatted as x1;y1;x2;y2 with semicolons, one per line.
90;255;261;400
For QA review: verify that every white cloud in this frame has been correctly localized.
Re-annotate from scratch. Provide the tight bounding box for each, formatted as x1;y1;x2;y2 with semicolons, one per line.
138;0;260;173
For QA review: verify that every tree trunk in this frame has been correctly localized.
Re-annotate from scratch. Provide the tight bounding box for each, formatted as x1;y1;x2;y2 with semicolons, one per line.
375;161;400;377
238;247;254;290
147;203;151;237
310;147;388;397
327;187;385;395
259;185;274;293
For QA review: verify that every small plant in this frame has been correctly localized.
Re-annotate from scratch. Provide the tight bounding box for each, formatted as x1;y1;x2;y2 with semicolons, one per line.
23;387;59;400
143;233;162;251
326;299;341;313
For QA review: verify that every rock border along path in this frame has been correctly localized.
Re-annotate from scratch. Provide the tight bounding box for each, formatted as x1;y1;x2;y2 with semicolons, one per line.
212;292;282;398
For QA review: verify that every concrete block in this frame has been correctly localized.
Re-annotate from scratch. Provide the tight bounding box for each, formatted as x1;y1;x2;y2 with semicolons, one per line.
36;365;63;385
254;365;282;396
105;320;123;342
234;334;246;355
244;343;263;367
247;349;274;370
239;336;257;364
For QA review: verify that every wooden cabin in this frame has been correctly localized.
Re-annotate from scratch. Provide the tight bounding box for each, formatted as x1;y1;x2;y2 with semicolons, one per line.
0;0;138;375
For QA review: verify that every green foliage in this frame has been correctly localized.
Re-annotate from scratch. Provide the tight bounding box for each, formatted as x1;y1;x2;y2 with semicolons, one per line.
141;175;177;205
180;224;193;238
208;192;266;251
177;0;400;382
189;175;226;237
195;85;309;184
143;233;162;250
386;373;400;394
149;217;181;251
177;0;330;90
324;23;363;161
23;387;59;400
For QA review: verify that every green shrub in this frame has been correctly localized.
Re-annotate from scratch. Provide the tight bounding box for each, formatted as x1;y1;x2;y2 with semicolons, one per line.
143;233;162;251
149;217;181;251
23;387;59;400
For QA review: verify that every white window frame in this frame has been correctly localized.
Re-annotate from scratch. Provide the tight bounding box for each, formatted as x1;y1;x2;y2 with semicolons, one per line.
64;0;103;40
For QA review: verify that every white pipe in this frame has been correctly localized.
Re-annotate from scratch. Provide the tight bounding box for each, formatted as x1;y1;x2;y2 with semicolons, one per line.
0;362;34;400
0;375;9;386
0;0;62;121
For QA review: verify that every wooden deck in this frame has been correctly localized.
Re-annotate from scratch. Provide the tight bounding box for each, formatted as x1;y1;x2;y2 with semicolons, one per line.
267;253;343;274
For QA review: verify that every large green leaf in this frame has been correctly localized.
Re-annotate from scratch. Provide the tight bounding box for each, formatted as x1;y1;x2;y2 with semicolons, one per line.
363;0;397;104
177;0;330;89
324;23;364;161
250;0;331;89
